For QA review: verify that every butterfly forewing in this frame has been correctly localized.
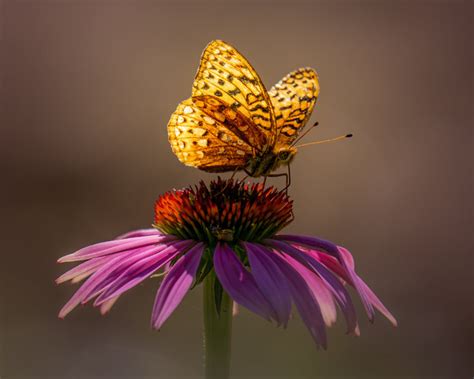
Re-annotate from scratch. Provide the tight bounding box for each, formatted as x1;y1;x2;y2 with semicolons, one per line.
192;40;277;149
168;98;253;172
269;67;320;147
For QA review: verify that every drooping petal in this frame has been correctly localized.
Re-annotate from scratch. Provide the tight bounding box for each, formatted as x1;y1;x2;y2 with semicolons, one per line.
151;243;204;329
213;243;274;321
56;256;112;284
59;249;142;318
338;247;397;326
357;279;398;327
58;234;174;263
268;239;359;335
80;242;189;304
58;243;174;318
276;234;375;322
300;243;396;327
95;240;193;305
276;235;341;260
99;296;119;315
286;253;337;327
300;249;359;334
244;243;292;327
266;250;327;349
309;250;351;283
338;245;355;269
115;228;163;239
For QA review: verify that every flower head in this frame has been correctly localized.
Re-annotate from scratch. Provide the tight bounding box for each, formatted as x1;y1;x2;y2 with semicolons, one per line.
154;178;293;243
57;178;396;349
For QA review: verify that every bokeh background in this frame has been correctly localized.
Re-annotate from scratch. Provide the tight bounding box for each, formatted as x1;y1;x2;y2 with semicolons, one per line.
1;1;472;378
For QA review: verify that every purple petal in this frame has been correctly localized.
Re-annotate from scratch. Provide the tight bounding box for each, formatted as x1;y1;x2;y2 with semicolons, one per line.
58;234;174;263
338;245;355;269
286;253;337;327
58;243;174;318
267;240;359;335
94;240;193;305
213;243;274;321
307;250;351;284
99;296;119;315
338;247;397;327
276;234;375;322
266;250;327;349
151;243;204;329
358;279;398;327
80;242;187;304
276;235;341;260
56;256;112;284
244;243;292;327
115;228;163;239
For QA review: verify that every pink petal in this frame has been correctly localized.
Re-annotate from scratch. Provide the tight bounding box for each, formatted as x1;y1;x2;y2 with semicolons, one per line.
213;243;274;322
284;253;337;327
244;243;292;327
94;240;193;305
79;244;176;304
58;244;170;318
277;234;376;322
56;256;112;284
269;240;359;335
268;251;327;349
151;243;204;329
99;296;119;315
338;247;397;327
58;235;174;263
115;229;163;239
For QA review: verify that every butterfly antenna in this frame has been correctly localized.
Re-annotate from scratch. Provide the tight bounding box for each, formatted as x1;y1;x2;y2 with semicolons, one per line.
294;134;353;148
291;122;319;146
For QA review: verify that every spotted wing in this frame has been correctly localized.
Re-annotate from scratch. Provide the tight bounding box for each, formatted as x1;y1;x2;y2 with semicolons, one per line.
192;95;265;154
269;68;320;147
167;98;253;172
192;40;276;150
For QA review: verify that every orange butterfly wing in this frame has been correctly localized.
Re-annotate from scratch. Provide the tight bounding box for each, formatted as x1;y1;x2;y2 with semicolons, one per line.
269;67;320;147
167;42;320;174
167;98;253;172
192;40;276;150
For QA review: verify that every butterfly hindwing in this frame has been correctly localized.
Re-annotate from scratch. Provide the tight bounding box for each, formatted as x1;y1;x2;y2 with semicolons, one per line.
192;40;277;149
269;67;320;146
167;98;253;172
192;95;267;153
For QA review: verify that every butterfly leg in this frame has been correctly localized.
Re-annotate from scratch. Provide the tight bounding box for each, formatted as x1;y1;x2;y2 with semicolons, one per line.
265;173;289;192
265;165;292;194
229;167;240;182
215;168;242;196
286;164;292;190
281;165;294;221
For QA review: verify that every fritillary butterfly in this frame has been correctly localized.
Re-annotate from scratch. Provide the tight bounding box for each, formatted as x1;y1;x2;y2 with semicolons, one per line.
167;40;320;178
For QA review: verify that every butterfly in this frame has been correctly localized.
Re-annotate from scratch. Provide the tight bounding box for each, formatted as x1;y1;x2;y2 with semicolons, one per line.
167;40;321;179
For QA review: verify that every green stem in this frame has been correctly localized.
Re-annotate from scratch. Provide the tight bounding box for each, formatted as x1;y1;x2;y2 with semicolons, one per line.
203;271;232;379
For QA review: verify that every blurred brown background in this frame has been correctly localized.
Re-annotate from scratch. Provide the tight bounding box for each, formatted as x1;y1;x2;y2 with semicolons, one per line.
1;1;472;378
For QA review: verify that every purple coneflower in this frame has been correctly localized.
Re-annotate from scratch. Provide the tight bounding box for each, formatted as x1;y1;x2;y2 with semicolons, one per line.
57;178;396;376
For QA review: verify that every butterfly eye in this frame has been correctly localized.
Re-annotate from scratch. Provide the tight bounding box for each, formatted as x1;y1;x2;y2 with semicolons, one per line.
278;151;290;162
